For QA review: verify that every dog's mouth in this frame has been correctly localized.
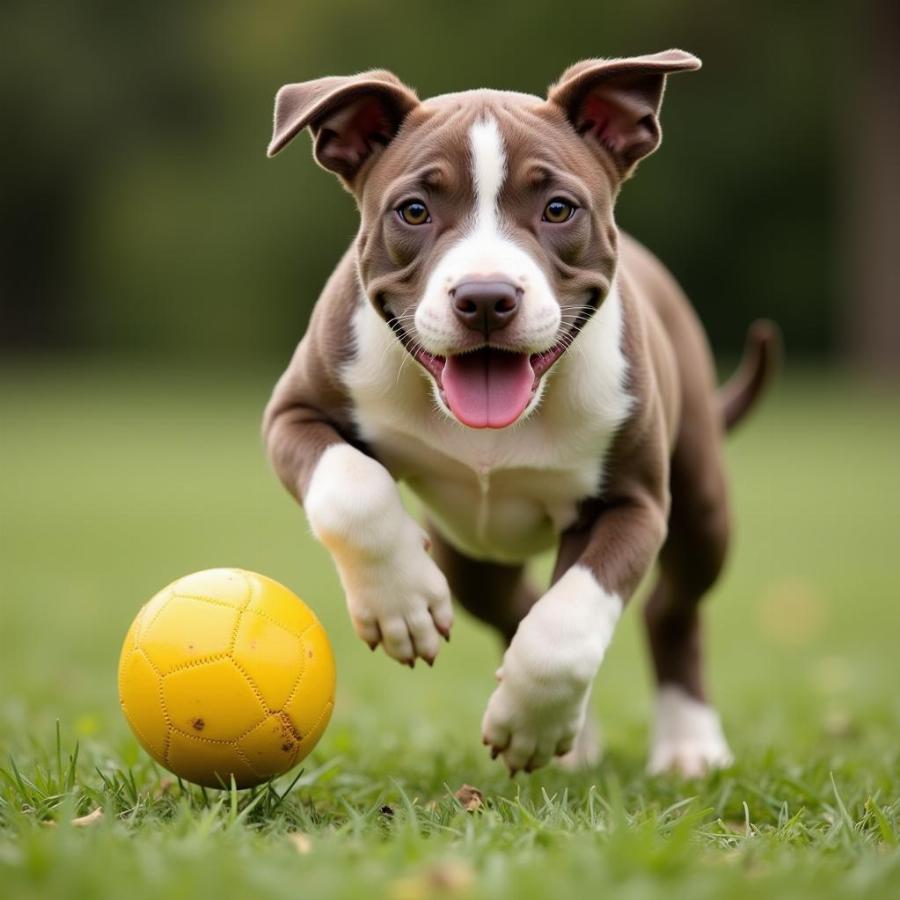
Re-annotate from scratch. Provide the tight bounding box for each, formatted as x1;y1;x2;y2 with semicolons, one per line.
386;292;598;429
411;342;569;429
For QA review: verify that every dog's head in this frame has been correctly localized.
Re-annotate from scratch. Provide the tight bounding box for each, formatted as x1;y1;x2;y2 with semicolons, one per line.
269;51;699;428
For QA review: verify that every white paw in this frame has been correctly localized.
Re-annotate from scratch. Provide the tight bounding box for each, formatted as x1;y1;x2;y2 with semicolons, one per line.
481;667;589;774
338;526;453;666
647;685;734;777
304;444;453;665
481;566;621;774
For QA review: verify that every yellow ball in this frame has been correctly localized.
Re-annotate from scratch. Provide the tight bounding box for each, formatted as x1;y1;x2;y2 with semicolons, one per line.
118;568;335;789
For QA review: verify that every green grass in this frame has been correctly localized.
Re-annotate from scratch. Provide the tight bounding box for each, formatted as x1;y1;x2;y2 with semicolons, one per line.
1;360;899;900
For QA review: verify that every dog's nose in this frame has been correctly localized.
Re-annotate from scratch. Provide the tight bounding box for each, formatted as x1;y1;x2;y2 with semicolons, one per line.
451;279;521;335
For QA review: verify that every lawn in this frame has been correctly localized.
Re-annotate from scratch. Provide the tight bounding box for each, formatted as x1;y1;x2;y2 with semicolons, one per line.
1;359;898;900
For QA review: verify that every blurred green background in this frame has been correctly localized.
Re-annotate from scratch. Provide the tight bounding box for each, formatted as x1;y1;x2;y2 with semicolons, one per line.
1;0;898;716
1;0;896;371
1;5;899;895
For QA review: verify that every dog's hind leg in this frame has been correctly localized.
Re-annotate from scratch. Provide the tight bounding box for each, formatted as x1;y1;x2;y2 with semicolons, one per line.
643;410;734;777
426;523;538;646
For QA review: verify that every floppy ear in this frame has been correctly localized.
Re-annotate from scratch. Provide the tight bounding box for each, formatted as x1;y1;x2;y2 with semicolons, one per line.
267;70;419;185
548;50;701;178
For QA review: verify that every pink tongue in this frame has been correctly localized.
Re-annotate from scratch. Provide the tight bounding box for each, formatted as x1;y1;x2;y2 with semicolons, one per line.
442;349;535;428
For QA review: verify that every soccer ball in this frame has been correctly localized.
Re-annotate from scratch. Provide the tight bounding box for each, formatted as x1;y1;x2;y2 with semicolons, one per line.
118;568;335;788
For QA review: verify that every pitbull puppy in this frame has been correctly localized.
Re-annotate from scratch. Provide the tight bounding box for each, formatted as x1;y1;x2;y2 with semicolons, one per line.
263;50;778;776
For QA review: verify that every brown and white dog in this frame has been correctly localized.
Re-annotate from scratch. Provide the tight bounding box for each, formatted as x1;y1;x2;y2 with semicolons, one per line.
263;50;778;776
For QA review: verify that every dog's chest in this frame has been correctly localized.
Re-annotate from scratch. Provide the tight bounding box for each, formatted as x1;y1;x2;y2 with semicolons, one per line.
342;295;632;563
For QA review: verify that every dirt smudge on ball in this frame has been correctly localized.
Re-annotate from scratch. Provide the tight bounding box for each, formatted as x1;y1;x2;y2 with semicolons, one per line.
276;712;302;752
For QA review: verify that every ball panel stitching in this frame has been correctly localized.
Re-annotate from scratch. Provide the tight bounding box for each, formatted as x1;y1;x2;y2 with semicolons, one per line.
153;652;233;676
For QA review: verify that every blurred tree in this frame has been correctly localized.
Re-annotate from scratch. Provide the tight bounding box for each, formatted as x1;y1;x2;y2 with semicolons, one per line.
0;2;221;348
0;0;872;370
843;0;900;376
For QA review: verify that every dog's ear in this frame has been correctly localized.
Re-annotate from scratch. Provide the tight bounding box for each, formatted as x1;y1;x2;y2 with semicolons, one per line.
548;50;700;178
267;70;419;185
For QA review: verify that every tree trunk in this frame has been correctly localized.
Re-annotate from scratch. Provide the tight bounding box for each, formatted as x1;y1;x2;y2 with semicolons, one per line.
844;0;900;377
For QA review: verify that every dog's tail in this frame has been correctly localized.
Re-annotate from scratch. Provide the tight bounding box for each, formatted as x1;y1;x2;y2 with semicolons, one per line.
719;320;782;432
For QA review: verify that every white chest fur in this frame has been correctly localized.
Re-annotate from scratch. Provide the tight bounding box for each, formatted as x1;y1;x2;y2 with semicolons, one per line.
341;286;633;563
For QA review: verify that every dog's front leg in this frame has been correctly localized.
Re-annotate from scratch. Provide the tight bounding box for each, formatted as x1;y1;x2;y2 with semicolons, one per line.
481;496;666;773
264;366;453;666
304;444;453;665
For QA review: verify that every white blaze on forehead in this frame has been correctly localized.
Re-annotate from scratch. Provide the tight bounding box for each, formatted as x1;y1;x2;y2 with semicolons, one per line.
414;113;561;358
469;117;507;233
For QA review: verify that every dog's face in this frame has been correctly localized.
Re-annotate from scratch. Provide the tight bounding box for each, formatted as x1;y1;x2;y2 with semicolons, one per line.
269;51;699;428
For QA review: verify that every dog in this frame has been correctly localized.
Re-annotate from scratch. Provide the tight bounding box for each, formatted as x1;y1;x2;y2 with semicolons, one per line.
262;49;778;776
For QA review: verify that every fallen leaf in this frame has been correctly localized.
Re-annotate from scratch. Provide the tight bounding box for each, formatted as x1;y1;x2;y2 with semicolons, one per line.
71;807;103;827
288;832;312;854
154;778;174;798
388;860;474;900
428;859;474;891
454;784;483;812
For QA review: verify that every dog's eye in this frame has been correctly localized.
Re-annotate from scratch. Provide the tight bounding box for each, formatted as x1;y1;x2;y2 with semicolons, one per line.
542;198;577;224
396;200;431;226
